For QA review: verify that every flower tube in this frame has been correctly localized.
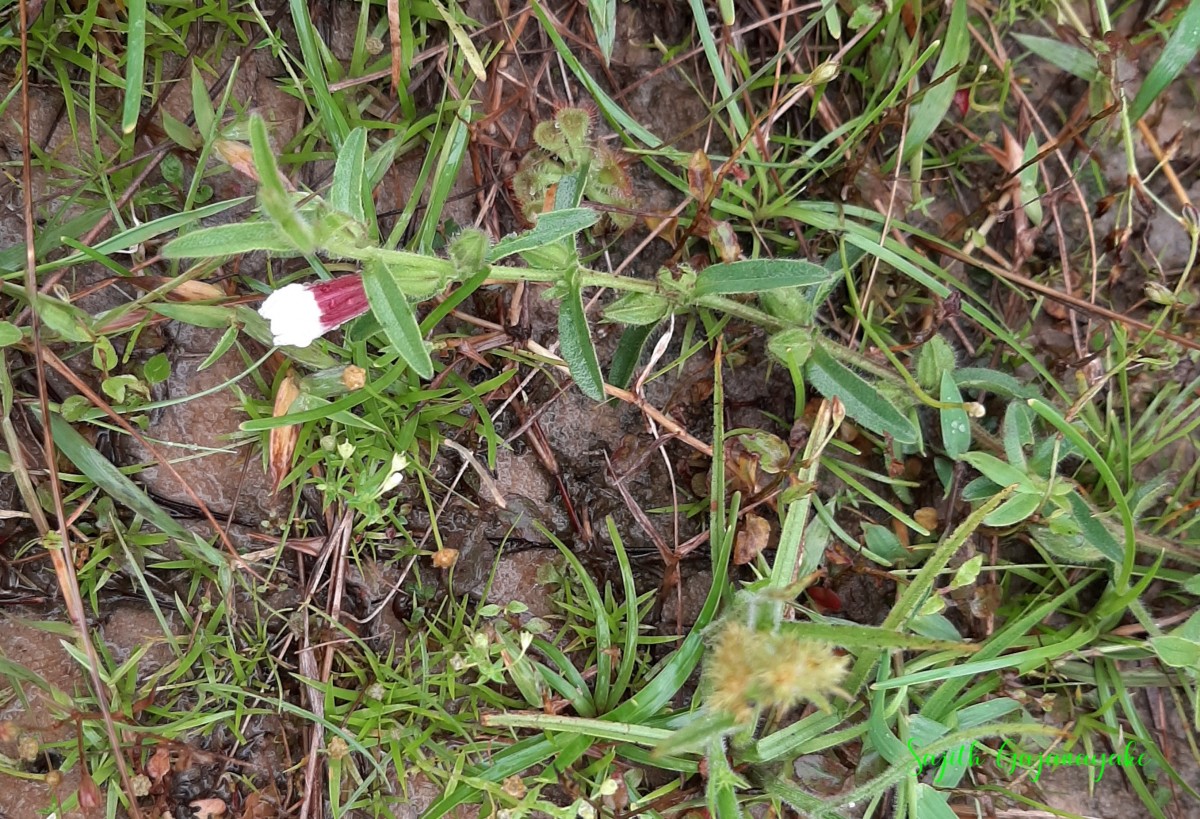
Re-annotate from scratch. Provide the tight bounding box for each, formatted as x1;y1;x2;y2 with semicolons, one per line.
258;274;369;347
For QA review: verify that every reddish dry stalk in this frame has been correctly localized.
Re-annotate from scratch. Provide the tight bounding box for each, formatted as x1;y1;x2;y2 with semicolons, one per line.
18;0;145;814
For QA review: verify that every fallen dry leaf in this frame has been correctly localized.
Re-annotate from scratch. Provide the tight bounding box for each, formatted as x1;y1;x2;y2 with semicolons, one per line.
145;746;171;782
269;373;301;494
190;798;227;819
169;280;227;301
213;139;260;185
387;0;402;95
914;506;939;532
734;514;771;565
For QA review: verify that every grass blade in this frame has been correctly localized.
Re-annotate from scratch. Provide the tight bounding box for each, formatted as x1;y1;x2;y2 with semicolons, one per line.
46;413;225;570
900;0;969;162
1131;0;1200;120
588;0;617;64
121;0;147;135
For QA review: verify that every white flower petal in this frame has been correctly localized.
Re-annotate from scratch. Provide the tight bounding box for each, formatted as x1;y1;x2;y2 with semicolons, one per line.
258;283;326;347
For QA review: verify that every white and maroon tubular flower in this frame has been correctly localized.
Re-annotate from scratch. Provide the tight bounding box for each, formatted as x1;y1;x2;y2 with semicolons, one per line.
258;274;369;347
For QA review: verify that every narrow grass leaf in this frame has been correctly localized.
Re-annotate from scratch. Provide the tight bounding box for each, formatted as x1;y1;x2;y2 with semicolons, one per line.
198;325;239;371
162;222;300;258
778;622;976;653
538;523;614;708
805;344;917;444
431;0;488;80
150;304;235;329
362;260;433;379
35;198;249;273
844;486;1014;695
0;209;103;271
1131;0;1200;120
559;275;606;401
483;712;672;745
418;111;472;251
900;0;969;162
873;621;1098;688
47;414;224;570
694;258;832;296
607;518;641;708
288;0;350;144
330;127;368;224
121;0;147;134
1011;33;1099;80
530;0;662;147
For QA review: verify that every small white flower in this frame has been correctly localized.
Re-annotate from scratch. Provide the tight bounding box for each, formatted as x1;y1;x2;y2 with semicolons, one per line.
379;453;408;494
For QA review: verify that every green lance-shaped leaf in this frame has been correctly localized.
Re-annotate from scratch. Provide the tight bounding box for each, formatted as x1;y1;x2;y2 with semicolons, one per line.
489;208;600;262
608;324;656;390
559;268;606;401
694;258;832;297
982;492;1040;527
330;127;368;224
121;0;147;135
603;292;670;326
249;115;315;253
939;370;970;459
362;259;433;379
804;343;917;444
959;452;1037;493
161;222;302;258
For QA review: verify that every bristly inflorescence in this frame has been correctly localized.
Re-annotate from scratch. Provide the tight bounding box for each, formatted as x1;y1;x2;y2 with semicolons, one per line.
511;105;637;230
702;620;850;724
